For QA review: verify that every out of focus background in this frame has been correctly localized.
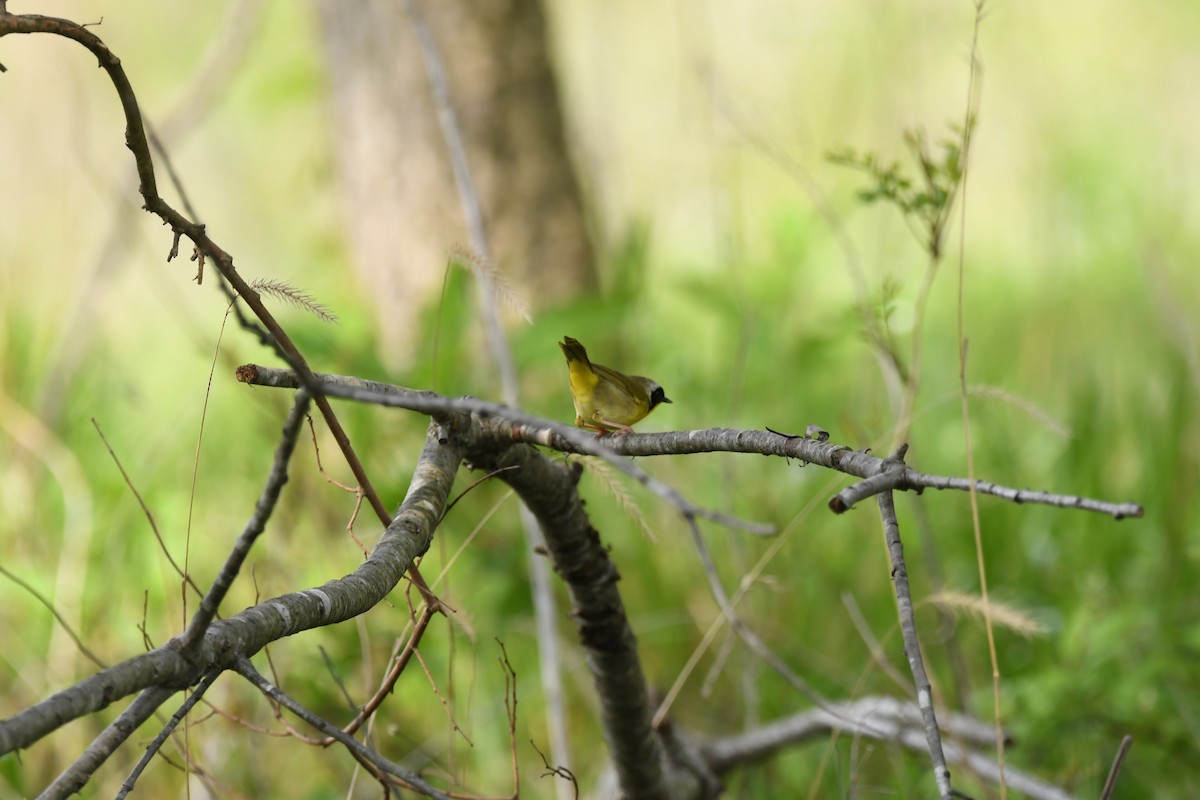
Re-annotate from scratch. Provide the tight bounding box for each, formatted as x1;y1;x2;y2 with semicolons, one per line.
1;1;1197;797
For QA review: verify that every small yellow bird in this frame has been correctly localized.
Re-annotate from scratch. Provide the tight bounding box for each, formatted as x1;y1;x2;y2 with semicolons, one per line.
559;336;671;434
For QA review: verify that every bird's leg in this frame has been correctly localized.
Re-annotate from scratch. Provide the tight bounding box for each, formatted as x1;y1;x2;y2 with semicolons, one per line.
577;421;610;437
597;418;635;436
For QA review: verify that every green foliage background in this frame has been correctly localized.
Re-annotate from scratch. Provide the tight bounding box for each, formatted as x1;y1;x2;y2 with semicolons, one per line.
1;1;1197;798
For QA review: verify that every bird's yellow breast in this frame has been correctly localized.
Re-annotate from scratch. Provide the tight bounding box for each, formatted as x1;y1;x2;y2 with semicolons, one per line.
565;357;601;424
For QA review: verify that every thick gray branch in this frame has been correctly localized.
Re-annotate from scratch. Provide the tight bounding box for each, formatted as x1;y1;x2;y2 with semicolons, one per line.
463;437;689;800
0;422;460;757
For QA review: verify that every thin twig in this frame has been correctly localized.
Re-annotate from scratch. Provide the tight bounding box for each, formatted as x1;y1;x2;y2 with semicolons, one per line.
412;648;473;747
656;479;841;726
323;603;438;745
1098;735;1133;800
496;638;521;797
92;419;206;602
179;390;311;651
0;564;106;669
841;591;912;692
116;671;222;799
236;659;452;800
877;463;953;800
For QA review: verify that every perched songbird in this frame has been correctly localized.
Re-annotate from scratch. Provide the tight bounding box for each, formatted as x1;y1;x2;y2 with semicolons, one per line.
559;336;671;434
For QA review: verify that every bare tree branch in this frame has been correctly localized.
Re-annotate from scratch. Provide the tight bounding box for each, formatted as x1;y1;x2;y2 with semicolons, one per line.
41;686;176;800
236;363;778;535
232;364;1147;799
0;9;1151;800
0;421;461;764
702;697;1077;800
468;437;677;798
236;364;1144;522
877;475;953;799
0;6;439;607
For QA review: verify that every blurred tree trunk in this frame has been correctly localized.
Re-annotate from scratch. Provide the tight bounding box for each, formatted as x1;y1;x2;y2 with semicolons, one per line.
314;0;596;367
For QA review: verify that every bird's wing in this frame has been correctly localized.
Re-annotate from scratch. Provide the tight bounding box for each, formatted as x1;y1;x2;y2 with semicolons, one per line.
590;363;642;401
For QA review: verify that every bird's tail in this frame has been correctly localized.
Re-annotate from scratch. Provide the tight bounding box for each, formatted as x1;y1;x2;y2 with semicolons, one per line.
559;336;591;368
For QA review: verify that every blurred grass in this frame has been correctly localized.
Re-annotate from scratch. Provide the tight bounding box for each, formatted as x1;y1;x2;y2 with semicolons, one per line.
2;1;1199;798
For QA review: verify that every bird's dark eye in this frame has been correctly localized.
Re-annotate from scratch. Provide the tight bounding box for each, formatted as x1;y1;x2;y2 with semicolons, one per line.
650;386;669;408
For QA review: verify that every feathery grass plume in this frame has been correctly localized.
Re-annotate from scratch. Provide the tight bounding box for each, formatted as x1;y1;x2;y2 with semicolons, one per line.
968;384;1072;438
250;279;339;324
448;245;533;324
579;456;656;541
924;590;1047;638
